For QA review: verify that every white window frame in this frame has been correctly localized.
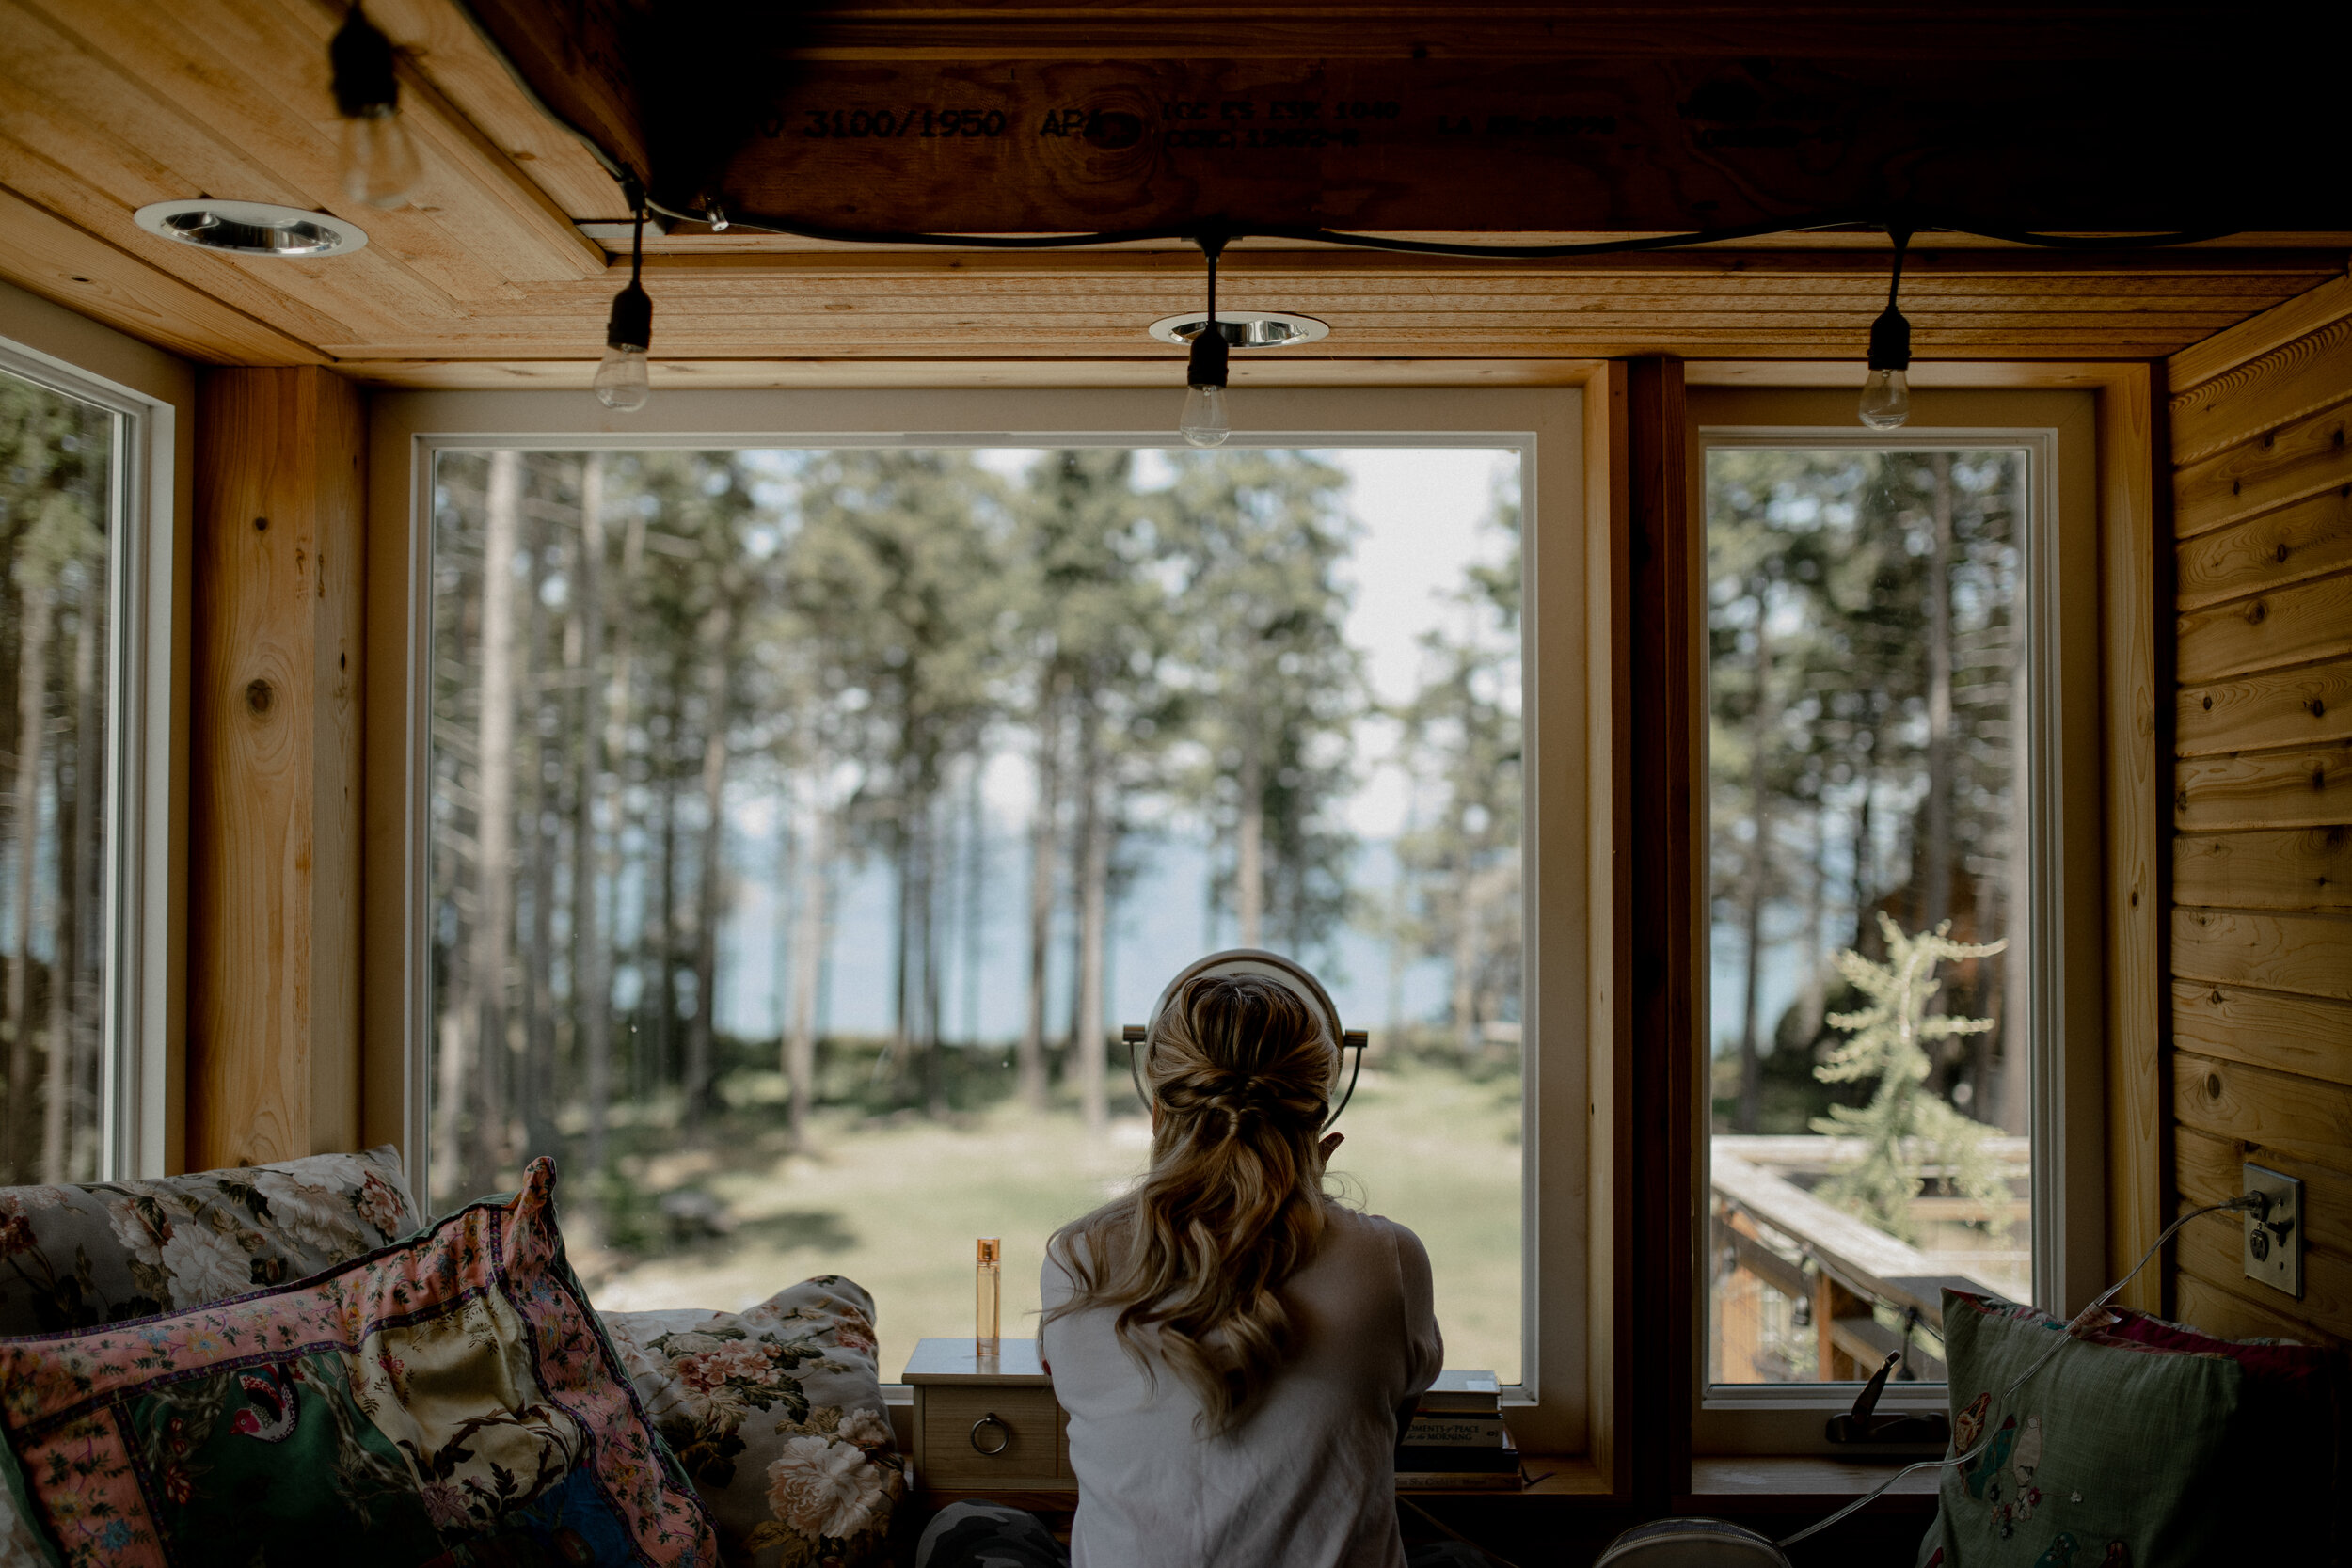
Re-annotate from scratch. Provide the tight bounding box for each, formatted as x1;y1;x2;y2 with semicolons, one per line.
363;386;1601;1453
1686;386;2106;1455
0;329;179;1180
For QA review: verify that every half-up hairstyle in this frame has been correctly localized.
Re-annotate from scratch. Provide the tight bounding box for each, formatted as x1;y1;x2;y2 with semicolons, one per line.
1044;973;1338;1433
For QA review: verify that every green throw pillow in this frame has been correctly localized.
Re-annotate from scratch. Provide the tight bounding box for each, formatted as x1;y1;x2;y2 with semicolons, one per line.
1917;1290;2339;1568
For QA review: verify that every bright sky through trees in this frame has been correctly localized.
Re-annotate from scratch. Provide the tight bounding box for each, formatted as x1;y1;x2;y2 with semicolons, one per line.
709;447;1518;1043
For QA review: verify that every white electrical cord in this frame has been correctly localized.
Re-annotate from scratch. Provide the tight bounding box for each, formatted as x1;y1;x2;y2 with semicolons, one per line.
1775;1195;2264;1550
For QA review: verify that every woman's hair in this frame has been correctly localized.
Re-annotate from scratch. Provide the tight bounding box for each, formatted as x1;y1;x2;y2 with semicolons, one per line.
1043;972;1337;1433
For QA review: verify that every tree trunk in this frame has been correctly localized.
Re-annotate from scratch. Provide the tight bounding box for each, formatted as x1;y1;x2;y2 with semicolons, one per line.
922;787;946;1117
521;511;559;1163
471;450;524;1186
1795;801;1830;1048
1236;733;1263;948
5;576;49;1179
1451;867;1480;1060
41;650;71;1184
685;598;736;1134
68;540;101;1181
1019;671;1062;1109
571;454;612;1182
960;756;984;1046
1924;453;1956;932
1851;728;1880;954
887;777;917;1099
1736;579;1776;1134
1073;705;1109;1134
786;788;830;1150
656;733;681;1095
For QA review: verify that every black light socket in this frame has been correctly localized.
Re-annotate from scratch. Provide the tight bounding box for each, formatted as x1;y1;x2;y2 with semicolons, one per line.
1867;306;1912;372
1186;325;1230;390
330;5;400;119
606;280;652;353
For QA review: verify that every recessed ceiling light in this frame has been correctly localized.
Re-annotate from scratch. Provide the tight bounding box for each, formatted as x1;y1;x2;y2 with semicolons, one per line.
132;199;368;258
1146;309;1330;349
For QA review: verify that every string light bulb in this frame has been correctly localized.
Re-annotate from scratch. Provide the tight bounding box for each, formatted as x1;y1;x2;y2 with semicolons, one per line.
330;5;421;209
1179;233;1232;448
1859;226;1915;430
596;191;653;412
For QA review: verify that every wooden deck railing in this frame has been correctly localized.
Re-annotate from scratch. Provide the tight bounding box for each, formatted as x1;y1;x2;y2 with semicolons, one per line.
1709;1136;2030;1384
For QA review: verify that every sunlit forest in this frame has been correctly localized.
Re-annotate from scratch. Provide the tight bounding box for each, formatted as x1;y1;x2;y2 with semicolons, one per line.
1705;446;2032;1384
0;367;113;1186
1707;446;2026;1137
428;445;1527;1374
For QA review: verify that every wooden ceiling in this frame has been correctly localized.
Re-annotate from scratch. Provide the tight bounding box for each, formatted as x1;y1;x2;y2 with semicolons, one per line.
0;0;2343;387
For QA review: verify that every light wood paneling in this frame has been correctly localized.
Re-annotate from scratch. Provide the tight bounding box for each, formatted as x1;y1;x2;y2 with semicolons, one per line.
2171;981;2352;1089
188;367;365;1168
2175;1268;2341;1346
2168;274;2352;406
2176;662;2352;756
2171;828;2352;911
0;185;325;365
2175;741;2352;832
2174;487;2352;610
2160;270;2352;1352
2176;1124;2352;1256
2172;401;2352;543
2171;908;2352;1001
2175;569;2352;685
2173;1050;2352;1165
2176;1205;2352;1340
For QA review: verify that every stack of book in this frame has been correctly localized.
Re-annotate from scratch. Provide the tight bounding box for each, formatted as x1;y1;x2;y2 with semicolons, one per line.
1394;1370;1520;1490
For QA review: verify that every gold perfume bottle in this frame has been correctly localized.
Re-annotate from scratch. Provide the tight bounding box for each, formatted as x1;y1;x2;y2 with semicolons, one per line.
976;1237;1002;1359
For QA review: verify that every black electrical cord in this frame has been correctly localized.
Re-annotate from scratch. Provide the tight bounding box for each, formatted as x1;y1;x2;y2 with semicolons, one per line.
641;197;2237;260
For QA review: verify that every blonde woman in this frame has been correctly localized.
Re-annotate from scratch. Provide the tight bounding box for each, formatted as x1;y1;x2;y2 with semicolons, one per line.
917;967;1483;1568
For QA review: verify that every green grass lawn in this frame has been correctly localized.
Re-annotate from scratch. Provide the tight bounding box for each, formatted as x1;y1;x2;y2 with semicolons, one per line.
584;1055;1524;1383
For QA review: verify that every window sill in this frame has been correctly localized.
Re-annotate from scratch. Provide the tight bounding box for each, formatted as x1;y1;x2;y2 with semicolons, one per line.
1681;1456;1941;1511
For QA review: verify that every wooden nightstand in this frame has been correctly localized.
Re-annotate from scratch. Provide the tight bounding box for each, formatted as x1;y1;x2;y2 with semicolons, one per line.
903;1338;1076;1508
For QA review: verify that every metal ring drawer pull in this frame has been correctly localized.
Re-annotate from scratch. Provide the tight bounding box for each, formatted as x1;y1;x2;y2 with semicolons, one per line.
970;1413;1012;1456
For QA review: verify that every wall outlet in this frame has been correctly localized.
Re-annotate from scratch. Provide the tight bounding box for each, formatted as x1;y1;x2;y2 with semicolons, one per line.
2243;1164;2304;1300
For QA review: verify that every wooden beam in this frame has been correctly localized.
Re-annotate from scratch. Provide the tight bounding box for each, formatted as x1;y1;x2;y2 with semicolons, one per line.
189;367;365;1168
2099;362;2166;1314
1623;355;1693;1506
1586;357;1632;1491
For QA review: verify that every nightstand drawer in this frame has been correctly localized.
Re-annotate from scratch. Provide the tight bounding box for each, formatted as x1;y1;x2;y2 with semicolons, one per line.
917;1386;1070;1487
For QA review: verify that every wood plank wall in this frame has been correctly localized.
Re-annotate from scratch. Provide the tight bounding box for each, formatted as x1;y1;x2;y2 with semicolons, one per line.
2164;288;2352;1347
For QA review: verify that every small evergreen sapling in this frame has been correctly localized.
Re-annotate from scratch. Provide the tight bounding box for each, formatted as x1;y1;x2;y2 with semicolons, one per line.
1811;912;2010;1243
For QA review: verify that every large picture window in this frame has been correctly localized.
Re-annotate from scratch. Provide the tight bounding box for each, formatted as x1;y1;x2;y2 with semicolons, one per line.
0;359;123;1184
422;437;1530;1383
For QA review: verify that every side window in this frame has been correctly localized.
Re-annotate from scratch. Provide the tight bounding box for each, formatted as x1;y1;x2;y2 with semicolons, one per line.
1703;438;2034;1390
0;361;121;1184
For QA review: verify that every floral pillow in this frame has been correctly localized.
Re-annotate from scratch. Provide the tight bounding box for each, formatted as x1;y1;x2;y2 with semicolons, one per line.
0;1158;717;1568
604;1278;904;1567
0;1145;420;1336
